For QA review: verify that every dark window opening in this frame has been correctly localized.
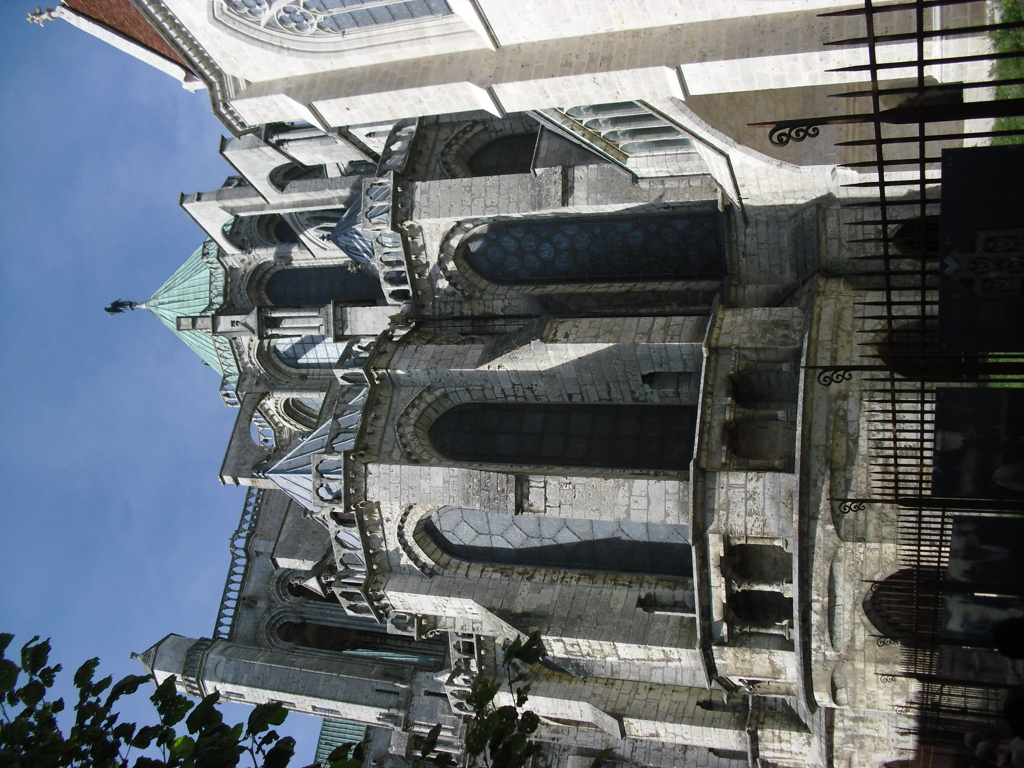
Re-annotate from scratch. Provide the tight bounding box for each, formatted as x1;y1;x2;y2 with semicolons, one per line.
277;621;445;668
730;591;792;626
725;419;796;466
729;370;798;409
457;212;726;286
467;133;538;176
730;544;792;583
272;217;300;245
710;749;749;761
265;266;385;307
891;216;940;259
277;621;361;652
427;402;697;471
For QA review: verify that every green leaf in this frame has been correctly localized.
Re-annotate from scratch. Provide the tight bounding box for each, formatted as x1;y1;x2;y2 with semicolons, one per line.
517;711;539;735
73;658;99;690
466;677;501;715
506;732;528;755
501;637;523;667
107;674;149;705
246;700;287;736
0;632;14;657
134;758;170;768
21;636;50;676
132;724;163;750
17;679;46;709
113;721;138;743
514;685;530;709
485;707;520;756
38;664;62;688
420;723;443;759
151;676;192;727
464;719;493;757
258;730;280;750
170;734;196;762
430;754;454;768
91;674;113;698
0;658;19;693
512;631;544;666
326;743;356;763
185;691;222;735
263;735;296;768
192;723;243;768
156;724;180;749
590;747;615;768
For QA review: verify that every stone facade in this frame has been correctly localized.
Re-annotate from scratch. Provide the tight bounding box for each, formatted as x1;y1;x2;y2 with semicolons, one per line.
44;0;1009;766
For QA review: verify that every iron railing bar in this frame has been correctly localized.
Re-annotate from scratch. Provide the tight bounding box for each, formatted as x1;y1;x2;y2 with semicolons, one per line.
829;48;1024;72
837;129;1024;146
842;157;943;168
832;77;1024;99
820;0;990;16
824;19;1024;47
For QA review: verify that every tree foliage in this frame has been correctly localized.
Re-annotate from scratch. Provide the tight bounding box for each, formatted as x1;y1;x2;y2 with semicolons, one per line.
456;631;547;768
992;0;1024;142
1;631;615;768
0;633;295;768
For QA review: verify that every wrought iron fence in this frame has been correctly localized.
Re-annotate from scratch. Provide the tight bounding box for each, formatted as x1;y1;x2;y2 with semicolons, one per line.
754;0;1024;760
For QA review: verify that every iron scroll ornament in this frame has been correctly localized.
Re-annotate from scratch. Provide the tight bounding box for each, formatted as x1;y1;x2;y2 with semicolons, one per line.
754;99;1024;148
835;499;870;515
768;123;822;147
816;368;856;386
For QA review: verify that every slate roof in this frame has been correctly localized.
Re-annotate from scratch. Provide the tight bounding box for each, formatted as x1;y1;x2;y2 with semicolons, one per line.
266;394;366;510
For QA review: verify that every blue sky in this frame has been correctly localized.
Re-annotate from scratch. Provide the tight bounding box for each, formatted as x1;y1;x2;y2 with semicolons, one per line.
0;4;321;762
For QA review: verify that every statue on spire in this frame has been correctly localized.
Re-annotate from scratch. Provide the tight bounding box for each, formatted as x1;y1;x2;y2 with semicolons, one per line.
104;299;141;315
27;6;57;26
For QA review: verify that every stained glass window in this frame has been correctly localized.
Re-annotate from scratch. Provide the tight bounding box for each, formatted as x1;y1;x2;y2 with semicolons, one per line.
277;621;443;668
457;212;725;286
224;0;451;37
274;336;347;368
265;266;384;306
427;403;698;471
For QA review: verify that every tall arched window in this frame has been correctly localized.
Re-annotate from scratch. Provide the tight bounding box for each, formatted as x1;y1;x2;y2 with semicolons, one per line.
425;507;692;577
276;621;443;668
265;266;384;306
427;403;697;471
274;336;347;368
456;212;725;286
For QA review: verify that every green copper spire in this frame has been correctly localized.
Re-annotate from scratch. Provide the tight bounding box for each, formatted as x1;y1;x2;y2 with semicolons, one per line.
143;241;236;380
